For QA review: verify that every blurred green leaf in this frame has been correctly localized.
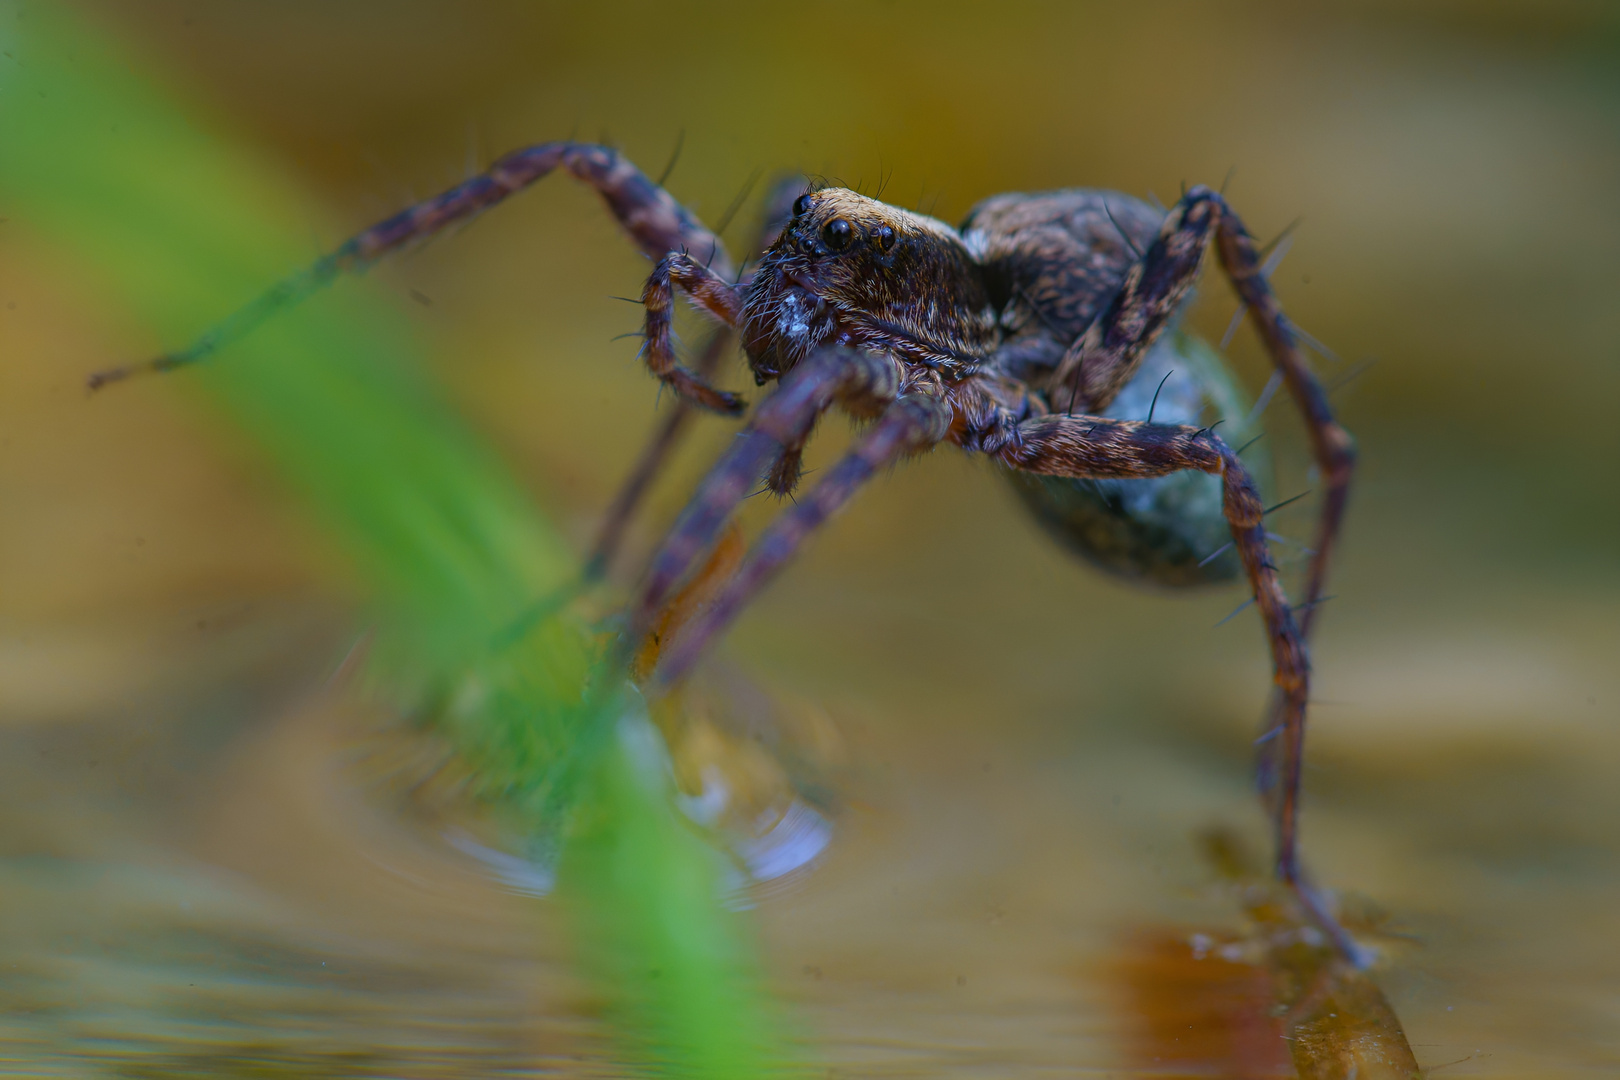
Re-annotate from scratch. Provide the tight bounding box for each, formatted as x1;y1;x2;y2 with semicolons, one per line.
0;3;796;1074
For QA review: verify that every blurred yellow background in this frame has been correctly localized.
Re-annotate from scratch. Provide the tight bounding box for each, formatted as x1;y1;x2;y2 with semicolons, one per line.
3;1;1617;1074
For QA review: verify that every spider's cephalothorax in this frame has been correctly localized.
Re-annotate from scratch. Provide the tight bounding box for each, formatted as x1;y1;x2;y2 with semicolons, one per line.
741;189;996;386
98;141;1361;965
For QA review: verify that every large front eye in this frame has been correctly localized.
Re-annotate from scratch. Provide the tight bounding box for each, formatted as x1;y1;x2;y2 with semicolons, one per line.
822;218;853;251
792;193;815;217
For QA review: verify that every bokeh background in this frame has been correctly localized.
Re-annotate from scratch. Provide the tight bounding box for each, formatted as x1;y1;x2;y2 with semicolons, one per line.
3;0;1617;1074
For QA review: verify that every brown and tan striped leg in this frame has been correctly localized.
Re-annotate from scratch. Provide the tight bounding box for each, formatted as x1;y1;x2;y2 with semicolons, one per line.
1211;209;1356;634
652;392;951;687
1047;193;1219;414
992;412;1369;966
1042;186;1358;864
585;328;733;581
1047;186;1355;628
638;252;747;412
586;178;806;580
88;141;738;398
1211;206;1357;822
631;346;902;641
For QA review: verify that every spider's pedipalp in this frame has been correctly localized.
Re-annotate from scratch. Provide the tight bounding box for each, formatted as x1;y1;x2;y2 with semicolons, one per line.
639;251;747;413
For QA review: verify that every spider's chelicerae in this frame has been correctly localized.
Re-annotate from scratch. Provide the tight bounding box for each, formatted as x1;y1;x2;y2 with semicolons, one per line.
93;141;1361;963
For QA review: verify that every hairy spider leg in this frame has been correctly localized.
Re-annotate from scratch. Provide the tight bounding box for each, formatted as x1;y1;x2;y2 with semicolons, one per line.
584;326;734;580
638;252;748;412
1211;206;1356;637
987;411;1368;966
87;141;739;403
1213;206;1357;821
1040;186;1359;912
761;383;837;498
631;347;903;639
586;178;805;581
1048;195;1218;414
653;393;951;687
765;441;810;497
1048;186;1355;635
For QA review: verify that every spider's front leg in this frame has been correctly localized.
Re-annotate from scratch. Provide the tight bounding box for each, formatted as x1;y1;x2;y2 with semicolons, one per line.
628;346;907;650
990;411;1370;966
586;178;806;579
584;326;736;580
89;141;742;410
651;391;950;687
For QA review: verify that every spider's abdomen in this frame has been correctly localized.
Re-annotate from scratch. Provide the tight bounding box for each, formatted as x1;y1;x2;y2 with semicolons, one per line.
1002;329;1270;587
962;189;1165;386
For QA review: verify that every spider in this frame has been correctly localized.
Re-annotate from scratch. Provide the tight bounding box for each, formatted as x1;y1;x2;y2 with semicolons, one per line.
91;141;1362;964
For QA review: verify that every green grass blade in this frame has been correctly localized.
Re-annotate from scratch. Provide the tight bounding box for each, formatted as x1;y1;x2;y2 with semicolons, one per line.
0;5;798;1074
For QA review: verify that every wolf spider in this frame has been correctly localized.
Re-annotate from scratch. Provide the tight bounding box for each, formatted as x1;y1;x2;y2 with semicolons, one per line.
92;141;1361;964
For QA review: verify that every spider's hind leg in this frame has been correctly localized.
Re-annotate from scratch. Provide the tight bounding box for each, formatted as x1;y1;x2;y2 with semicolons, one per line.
1209;201;1356;634
1044;186;1354;631
1204;193;1358;855
1039;185;1362;957
990;411;1369;966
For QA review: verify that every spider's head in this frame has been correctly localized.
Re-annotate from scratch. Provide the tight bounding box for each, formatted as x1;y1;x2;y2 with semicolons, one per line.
741;188;993;384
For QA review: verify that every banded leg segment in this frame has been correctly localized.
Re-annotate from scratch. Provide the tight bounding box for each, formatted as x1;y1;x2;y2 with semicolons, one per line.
1039;187;1358;917
632;346;902;638
1047;192;1220;414
1209;198;1357;825
640;253;747;413
333;142;738;277
585;328;733;580
586;177;806;580
88;141;736;390
1213;208;1356;634
653;392;952;687
1046;185;1355;629
993;413;1365;965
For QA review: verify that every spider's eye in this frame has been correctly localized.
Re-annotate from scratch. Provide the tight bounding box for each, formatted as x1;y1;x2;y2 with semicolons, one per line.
873;223;896;252
822;218;853;251
792;193;815;217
